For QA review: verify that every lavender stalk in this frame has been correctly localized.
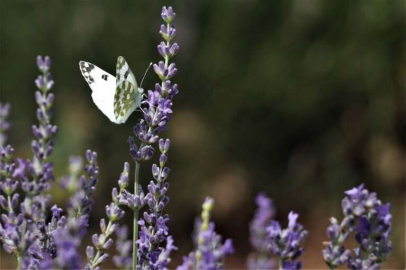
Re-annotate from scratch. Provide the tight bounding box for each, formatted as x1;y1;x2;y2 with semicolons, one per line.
322;184;392;270
247;193;276;269
267;212;308;270
127;6;179;269
84;163;129;270
177;198;234;270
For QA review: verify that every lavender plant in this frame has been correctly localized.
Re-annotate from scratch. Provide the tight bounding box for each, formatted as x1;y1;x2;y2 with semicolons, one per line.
0;55;57;269
247;193;276;269
248;193;308;270
177;198;234;270
322;184;393;270
125;6;179;270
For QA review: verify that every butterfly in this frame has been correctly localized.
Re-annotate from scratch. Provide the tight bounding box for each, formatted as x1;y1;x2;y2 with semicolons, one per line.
79;56;144;124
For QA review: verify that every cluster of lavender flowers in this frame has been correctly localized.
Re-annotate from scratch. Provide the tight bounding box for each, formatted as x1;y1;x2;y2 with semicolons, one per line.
248;194;307;270
122;6;179;270
247;185;393;270
177;198;234;270
322;184;392;270
0;56;58;269
0;6;180;269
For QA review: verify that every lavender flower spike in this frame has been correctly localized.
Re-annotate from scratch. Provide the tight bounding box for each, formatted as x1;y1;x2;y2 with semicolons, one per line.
322;184;392;270
136;138;177;270
247;193;276;270
85;163;127;270
267;212;308;270
177;198;234;270
129;6;180;270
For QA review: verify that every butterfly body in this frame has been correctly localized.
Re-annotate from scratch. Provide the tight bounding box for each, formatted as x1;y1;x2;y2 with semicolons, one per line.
79;56;143;124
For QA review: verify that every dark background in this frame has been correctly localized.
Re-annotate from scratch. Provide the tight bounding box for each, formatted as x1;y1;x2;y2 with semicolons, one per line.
0;0;404;269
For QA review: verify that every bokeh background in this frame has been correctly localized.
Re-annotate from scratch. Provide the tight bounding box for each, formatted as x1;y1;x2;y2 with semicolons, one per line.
1;0;405;269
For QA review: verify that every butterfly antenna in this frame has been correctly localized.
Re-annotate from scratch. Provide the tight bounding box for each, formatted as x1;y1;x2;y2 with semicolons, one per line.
140;62;153;88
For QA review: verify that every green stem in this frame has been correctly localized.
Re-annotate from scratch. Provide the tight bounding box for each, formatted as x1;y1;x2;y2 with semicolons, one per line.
133;158;142;270
7;194;14;213
17;255;22;270
279;258;283;270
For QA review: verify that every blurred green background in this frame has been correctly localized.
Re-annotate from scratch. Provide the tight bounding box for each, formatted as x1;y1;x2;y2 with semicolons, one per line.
1;0;405;269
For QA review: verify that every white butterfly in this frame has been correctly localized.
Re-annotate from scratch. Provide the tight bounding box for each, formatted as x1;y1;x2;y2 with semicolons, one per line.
79;56;144;124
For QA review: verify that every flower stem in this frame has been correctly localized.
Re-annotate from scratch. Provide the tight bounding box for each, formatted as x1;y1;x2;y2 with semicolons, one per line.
133;157;142;270
279;258;283;270
17;255;22;270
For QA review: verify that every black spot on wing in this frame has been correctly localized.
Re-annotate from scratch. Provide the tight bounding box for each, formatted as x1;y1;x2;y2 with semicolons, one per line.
79;61;96;85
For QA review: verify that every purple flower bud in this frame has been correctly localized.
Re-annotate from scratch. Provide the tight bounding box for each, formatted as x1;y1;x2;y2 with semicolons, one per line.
152;164;160;180
161;167;170;181
86;150;92;161
106;203;124;222
118;163;130;189
51;205;63;219
0;195;7;209
140;145;154;161
160;24;177;41
161;6;176;23
35;75;45;89
170;43;180;57
157;42;171;58
35;91;43;105
37;55;51;72
46;93;55;107
36;108;45;123
167;63;177;79
103;238;114;249
92;234;100;247
159;138;170;153
95;253;109;266
100;219;106;233
11;194;19;209
112;188;119;203
86;246;95;261
159;154;168;167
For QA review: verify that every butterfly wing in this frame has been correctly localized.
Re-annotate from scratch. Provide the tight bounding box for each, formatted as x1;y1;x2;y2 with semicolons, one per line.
116;56;137;88
114;56;143;123
79;61;118;123
114;81;142;124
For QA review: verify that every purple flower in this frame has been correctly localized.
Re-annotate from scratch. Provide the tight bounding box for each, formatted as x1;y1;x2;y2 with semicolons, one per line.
322;184;392;270
85;162;129;269
136;139;176;269
125;6;180;269
247;193;276;270
267;211;307;270
36;55;51;73
161;6;176;23
177;198;234;270
113;225;133;269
